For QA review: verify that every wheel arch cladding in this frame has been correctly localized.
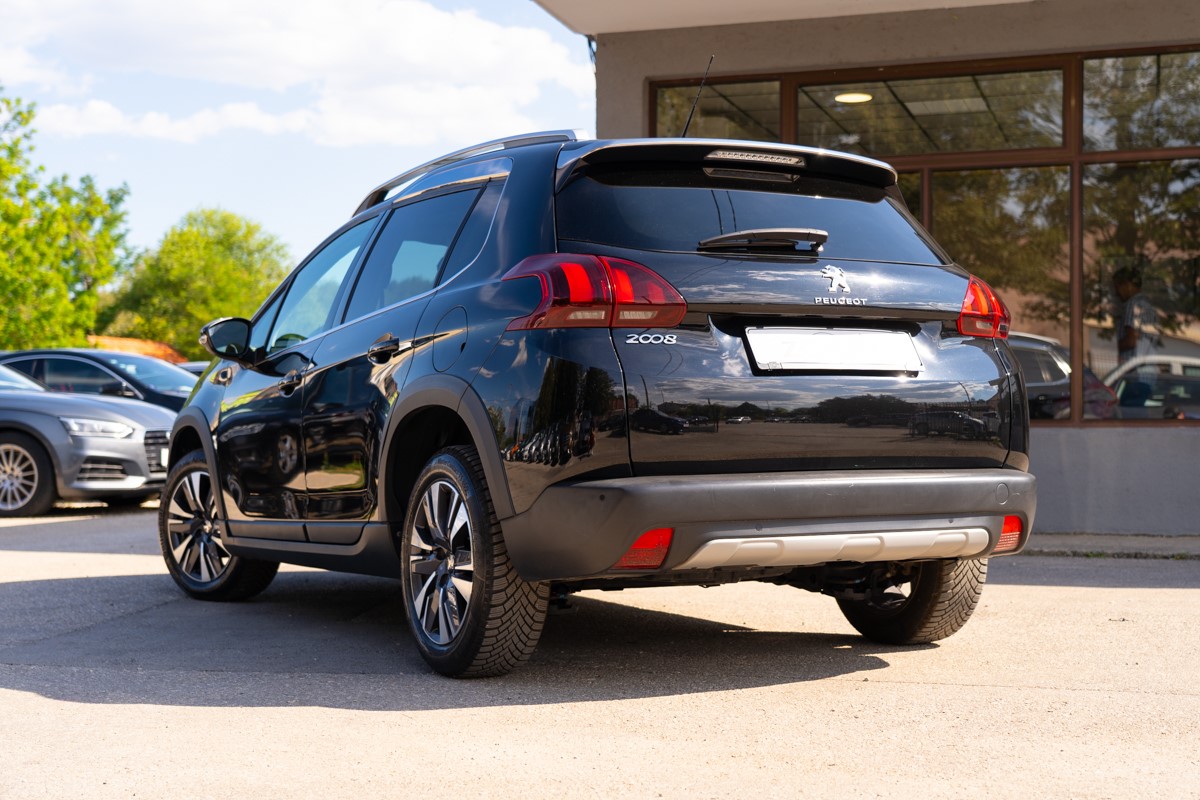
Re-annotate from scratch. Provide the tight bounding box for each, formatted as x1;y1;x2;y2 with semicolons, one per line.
380;375;515;532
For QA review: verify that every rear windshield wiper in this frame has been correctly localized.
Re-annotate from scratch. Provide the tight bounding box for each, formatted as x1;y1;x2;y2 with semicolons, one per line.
697;228;828;255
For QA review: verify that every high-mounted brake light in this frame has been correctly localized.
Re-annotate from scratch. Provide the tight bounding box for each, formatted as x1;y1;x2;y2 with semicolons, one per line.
503;254;686;331
958;276;1011;339
613;528;674;570
994;515;1024;553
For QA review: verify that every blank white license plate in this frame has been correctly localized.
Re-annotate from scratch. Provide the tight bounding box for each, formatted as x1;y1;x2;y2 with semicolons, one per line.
745;327;923;372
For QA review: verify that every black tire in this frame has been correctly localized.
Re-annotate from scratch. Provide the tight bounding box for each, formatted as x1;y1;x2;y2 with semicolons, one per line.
400;445;549;678
0;432;56;517
837;558;987;644
158;450;278;601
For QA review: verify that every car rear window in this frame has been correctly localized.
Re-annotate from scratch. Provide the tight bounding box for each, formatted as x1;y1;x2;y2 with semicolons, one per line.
556;165;943;264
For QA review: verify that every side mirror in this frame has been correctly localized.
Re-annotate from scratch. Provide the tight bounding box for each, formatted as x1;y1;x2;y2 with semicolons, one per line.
199;318;253;364
100;381;138;398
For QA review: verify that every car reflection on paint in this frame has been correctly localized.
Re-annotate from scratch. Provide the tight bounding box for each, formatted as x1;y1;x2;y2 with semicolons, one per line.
630;407;688;434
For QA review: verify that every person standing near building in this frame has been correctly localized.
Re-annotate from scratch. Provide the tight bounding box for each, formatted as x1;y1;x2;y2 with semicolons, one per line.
1112;267;1162;366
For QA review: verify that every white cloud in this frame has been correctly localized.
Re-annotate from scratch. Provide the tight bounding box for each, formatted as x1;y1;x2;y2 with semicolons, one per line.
2;0;594;147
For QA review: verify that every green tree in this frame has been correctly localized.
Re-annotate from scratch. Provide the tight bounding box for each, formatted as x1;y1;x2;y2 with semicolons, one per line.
0;90;130;348
101;209;290;359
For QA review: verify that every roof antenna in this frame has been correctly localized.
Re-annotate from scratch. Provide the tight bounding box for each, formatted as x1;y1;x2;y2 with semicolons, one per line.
680;55;715;138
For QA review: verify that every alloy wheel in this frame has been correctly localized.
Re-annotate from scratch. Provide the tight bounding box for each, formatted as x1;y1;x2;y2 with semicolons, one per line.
164;468;230;584
407;479;475;645
0;443;39;512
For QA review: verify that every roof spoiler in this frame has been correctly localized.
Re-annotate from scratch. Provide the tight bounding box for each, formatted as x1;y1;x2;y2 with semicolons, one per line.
555;138;897;191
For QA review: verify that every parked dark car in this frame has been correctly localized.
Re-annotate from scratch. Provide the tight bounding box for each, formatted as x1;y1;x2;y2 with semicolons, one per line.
158;132;1036;677
630;407;688;434
0;365;175;515
1007;333;1115;419
0;350;198;411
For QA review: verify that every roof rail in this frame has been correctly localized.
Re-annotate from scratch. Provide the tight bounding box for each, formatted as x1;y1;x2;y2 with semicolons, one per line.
354;130;586;215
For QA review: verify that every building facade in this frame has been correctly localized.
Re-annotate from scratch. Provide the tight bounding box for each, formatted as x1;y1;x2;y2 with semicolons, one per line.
539;0;1200;534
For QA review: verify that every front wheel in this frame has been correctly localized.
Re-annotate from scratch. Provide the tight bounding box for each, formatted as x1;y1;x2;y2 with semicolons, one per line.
400;445;549;677
837;558;987;644
158;450;278;601
0;432;56;517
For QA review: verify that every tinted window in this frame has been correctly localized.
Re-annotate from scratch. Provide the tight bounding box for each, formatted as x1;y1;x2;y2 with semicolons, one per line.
42;358;121;394
268;220;374;353
0;365;43;391
3;359;41;383
93;352;196;393
345;189;480;321
441;181;504;277
557;167;941;264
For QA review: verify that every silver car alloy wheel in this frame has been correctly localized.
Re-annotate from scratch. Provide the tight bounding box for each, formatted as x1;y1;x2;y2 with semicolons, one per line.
164;467;231;584
0;443;39;512
407;479;475;645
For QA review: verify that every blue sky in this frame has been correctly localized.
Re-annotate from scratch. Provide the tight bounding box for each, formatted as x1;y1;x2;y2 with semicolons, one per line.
2;0;594;260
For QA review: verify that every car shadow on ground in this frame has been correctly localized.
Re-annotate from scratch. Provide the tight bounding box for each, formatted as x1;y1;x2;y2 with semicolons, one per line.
0;569;923;711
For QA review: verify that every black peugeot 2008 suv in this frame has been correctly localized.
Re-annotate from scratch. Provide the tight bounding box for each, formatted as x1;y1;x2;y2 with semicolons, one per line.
160;132;1036;677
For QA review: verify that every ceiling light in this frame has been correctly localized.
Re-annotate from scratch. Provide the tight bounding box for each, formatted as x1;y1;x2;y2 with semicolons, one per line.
834;92;873;104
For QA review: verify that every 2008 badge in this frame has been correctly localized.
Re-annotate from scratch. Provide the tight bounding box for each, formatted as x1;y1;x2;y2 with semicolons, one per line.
625;333;677;344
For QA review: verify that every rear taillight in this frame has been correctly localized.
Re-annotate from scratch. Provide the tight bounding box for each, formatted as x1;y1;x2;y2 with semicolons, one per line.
612;527;674;570
958;276;1011;339
502;254;686;331
994;515;1024;553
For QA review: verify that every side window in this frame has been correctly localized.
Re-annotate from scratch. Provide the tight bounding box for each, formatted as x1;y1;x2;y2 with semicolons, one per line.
267;219;375;354
248;289;286;355
3;359;41;383
42;359;122;394
441;180;504;277
344;188;481;322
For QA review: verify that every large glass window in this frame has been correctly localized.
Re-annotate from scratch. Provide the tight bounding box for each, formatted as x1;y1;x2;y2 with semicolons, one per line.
1084;51;1200;152
932;167;1070;335
796;70;1062;157
1083;159;1200;420
656;81;780;141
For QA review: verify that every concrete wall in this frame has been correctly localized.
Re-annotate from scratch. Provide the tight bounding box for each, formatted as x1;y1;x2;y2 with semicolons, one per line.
1029;427;1198;535
594;0;1200;137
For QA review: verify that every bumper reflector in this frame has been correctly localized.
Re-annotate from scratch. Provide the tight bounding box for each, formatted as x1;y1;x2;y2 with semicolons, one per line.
613;527;674;570
995;515;1024;553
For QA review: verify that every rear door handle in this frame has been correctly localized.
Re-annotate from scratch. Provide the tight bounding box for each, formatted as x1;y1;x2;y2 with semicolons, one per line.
368;337;402;364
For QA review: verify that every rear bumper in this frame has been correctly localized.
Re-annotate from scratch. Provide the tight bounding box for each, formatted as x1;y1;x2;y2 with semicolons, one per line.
501;468;1036;581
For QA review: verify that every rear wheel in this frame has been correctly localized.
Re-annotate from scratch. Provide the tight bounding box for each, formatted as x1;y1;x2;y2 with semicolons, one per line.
159;450;278;600
400;445;549;677
0;432;56;517
837;558;987;644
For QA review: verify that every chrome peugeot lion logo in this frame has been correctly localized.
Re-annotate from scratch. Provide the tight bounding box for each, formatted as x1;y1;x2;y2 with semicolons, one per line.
821;264;851;293
815;265;866;306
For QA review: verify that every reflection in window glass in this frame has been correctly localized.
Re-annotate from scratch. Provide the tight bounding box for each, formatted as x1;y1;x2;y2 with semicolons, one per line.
897;172;922;218
1084;51;1200;152
1083;160;1200;420
268;220;374;353
656;81;780;141
345;189;480;321
932;167;1076;418
797;71;1062;157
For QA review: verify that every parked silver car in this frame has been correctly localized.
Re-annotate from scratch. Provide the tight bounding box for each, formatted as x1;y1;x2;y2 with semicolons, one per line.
0;365;176;516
